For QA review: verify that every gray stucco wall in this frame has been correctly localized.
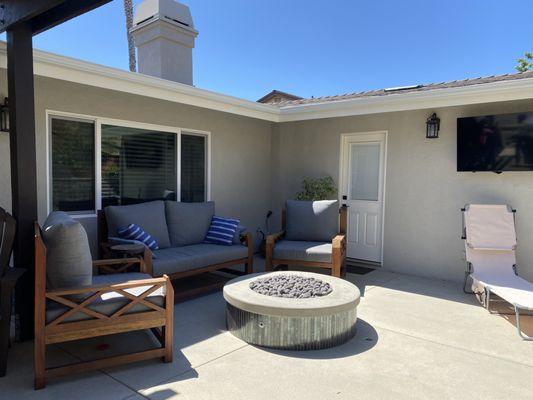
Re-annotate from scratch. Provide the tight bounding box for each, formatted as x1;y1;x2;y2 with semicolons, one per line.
2;66;533;283
271;99;533;282
0;70;273;254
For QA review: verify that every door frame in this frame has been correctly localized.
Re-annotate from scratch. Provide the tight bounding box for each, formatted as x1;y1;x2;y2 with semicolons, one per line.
339;130;388;264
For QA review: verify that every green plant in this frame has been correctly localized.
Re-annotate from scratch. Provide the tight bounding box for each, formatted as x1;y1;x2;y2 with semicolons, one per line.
516;52;533;72
295;176;337;201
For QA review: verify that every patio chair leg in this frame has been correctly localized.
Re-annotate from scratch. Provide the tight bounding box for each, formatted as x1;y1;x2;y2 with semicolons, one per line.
484;288;491;309
34;339;45;389
514;306;533;341
463;271;474;294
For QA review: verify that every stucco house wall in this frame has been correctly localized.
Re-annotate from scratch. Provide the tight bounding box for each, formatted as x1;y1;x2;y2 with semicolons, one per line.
0;70;273;254
271;99;533;282
2;65;533;283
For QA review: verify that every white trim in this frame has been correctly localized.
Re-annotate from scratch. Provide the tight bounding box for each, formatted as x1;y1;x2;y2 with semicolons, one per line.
0;42;280;122
2;42;533;123
339;131;388;264
278;79;533;122
45;110;212;215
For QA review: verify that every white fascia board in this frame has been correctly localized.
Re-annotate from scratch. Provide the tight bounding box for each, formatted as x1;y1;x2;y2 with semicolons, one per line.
1;42;533;123
277;78;533;122
0;42;280;122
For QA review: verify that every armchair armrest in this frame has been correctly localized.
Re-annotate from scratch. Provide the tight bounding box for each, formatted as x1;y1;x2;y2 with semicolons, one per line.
332;234;346;249
46;276;169;298
266;230;285;246
93;257;142;275
0;267;25;289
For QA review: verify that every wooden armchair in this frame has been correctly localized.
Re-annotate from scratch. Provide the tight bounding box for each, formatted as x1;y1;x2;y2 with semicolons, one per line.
266;202;347;277
34;222;174;389
0;207;25;377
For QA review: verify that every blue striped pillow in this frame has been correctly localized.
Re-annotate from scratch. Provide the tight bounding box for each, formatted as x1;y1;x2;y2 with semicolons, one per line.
204;216;240;246
117;223;159;250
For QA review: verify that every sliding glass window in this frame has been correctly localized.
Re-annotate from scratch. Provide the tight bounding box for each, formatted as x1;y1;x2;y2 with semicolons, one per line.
181;133;207;202
51;118;95;213
49;116;210;214
101;125;177;208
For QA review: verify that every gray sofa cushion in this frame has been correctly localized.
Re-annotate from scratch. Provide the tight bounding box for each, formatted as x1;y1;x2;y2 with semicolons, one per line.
152;244;248;276
273;240;332;263
165;201;215;246
42;212;93;292
285;200;339;242
105;201;171;249
45;272;164;323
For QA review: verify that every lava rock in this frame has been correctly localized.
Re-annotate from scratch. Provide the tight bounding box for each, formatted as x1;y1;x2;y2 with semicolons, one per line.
249;275;332;298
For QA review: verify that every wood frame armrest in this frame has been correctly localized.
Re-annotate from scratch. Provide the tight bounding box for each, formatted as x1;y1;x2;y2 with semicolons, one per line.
46;276;169;297
266;230;285;246
332;234;346;249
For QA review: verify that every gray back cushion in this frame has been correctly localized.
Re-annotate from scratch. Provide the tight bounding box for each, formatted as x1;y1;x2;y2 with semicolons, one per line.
105;201;171;249
165;201;215;246
42;212;93;291
285;200;339;242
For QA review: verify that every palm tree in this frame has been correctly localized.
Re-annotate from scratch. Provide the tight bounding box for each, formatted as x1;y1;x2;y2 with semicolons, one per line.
123;0;136;72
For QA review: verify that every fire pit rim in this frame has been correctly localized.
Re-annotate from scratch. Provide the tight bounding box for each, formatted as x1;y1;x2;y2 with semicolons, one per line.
223;271;360;318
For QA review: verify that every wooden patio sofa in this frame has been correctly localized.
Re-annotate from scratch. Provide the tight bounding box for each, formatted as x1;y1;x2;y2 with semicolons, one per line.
266;200;347;277
98;200;254;298
34;214;174;389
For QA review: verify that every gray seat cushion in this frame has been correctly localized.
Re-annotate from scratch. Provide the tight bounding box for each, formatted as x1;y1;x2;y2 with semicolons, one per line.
152;244;248;276
105;200;171;249
45;272;165;324
42;212;93;292
273;240;332;263
165;201;215;246
285;200;339;242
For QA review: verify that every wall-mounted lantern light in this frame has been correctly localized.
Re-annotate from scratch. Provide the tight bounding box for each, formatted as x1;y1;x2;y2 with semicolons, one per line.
426;112;440;139
0;98;8;133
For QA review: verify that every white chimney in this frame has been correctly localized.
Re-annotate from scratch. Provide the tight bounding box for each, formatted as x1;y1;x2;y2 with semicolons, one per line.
131;0;198;85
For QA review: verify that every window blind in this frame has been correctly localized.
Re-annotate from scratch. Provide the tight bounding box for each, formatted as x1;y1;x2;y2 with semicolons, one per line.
181;133;206;202
51;118;95;213
101;125;177;207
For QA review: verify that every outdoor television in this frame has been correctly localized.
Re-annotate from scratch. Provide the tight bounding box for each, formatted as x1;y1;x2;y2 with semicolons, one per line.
457;112;533;172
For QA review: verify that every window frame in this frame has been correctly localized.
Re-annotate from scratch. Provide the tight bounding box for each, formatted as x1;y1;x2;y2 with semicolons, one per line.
46;110;211;218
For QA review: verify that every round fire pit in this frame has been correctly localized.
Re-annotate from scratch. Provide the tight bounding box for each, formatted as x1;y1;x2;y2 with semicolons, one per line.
223;271;360;350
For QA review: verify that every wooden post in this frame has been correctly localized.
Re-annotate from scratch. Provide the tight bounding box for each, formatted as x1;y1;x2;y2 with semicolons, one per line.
7;22;38;340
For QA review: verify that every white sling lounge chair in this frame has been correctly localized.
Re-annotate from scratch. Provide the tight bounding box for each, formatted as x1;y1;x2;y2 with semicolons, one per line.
462;204;533;340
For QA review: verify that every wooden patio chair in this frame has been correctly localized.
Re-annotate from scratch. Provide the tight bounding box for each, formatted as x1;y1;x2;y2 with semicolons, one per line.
266;201;347;277
0;207;25;377
34;217;174;389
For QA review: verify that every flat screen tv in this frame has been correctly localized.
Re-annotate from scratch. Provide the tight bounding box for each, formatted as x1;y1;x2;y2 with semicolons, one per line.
457;112;533;172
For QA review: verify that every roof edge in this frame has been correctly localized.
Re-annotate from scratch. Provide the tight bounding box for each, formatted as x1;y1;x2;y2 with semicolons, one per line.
0;41;532;123
0;41;281;122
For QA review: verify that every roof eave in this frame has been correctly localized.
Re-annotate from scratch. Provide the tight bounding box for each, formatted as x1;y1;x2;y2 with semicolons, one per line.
277;78;533;122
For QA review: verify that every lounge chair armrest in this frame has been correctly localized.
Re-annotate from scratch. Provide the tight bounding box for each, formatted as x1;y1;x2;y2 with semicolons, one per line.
266;230;285;246
46;276;169;297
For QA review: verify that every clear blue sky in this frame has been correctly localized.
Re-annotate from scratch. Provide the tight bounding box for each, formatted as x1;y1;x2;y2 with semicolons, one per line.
5;0;533;101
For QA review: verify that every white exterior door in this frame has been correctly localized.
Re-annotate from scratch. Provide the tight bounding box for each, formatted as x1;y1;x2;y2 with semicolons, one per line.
340;132;386;263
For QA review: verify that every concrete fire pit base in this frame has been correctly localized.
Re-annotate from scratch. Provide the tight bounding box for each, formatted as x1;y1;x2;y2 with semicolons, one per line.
223;271;361;350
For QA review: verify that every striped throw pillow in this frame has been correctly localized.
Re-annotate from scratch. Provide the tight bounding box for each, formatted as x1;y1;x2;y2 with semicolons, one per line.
204;216;240;246
117;223;159;250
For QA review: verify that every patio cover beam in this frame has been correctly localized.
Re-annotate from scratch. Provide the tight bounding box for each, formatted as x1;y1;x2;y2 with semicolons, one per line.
2;0;111;340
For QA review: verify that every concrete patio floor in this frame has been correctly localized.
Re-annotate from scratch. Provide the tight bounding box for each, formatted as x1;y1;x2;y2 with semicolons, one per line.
2;257;533;400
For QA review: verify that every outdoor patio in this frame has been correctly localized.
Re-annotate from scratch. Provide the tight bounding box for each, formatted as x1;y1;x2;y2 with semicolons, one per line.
2;257;533;400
